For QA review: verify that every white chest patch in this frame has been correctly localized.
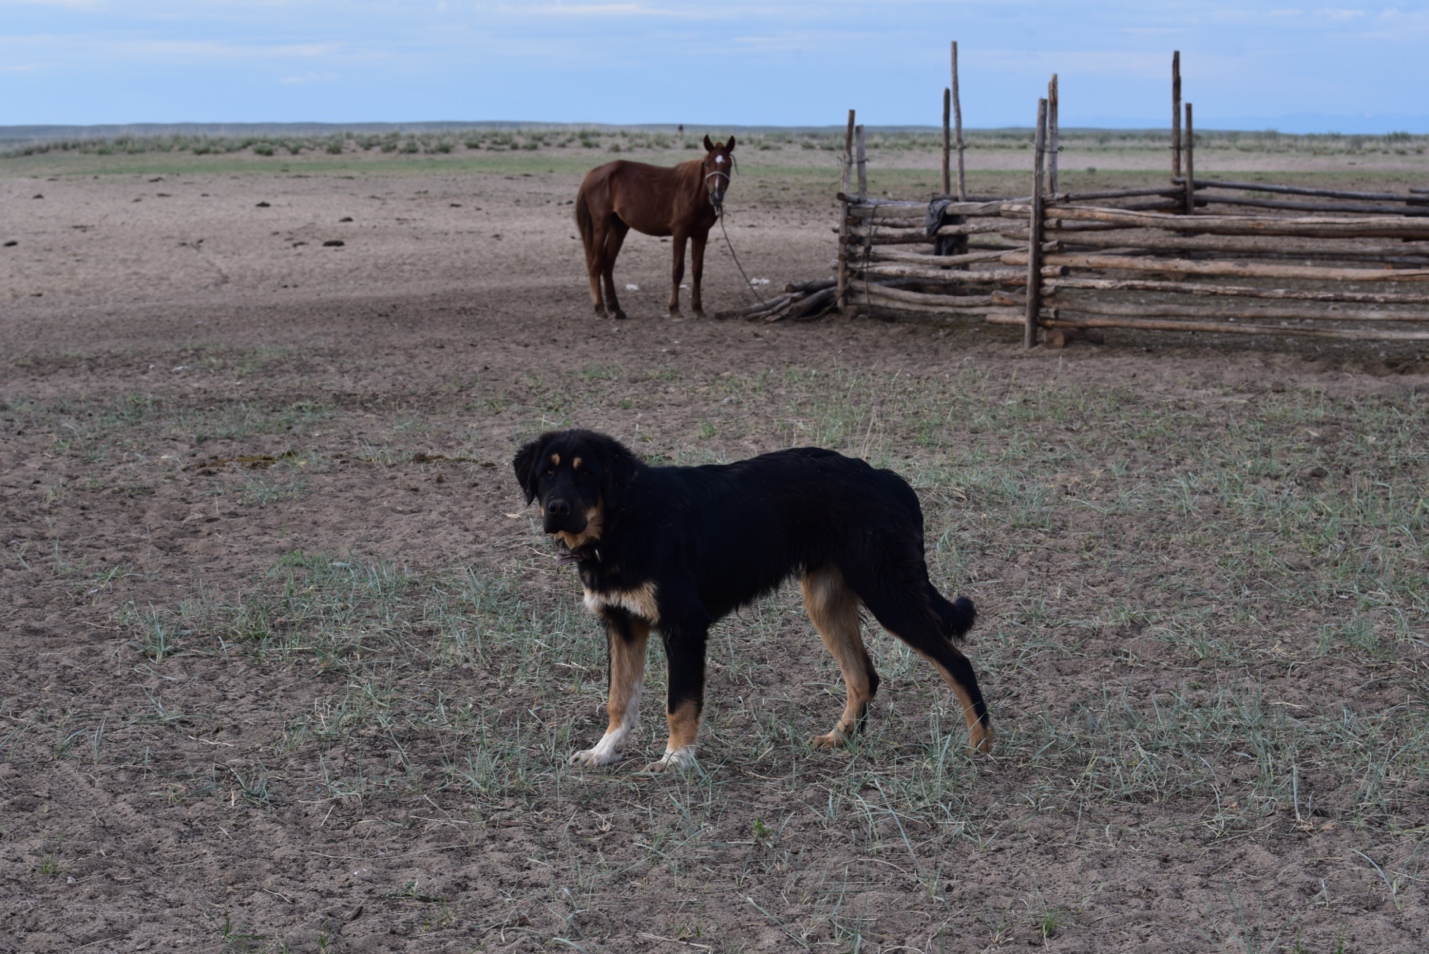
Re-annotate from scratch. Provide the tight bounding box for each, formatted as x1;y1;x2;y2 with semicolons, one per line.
583;583;660;623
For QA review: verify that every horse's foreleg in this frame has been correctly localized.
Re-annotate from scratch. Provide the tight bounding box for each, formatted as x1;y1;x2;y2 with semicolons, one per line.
602;222;630;320
690;233;708;318
667;234;687;318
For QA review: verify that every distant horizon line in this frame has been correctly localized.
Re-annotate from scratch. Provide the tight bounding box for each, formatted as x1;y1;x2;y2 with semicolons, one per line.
4;118;1428;142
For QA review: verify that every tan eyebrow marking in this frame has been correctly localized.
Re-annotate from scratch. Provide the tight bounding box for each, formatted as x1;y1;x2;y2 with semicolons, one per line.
572;456;583;470
550;453;561;466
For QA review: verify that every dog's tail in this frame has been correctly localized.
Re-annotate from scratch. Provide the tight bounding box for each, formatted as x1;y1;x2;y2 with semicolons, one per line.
930;589;976;642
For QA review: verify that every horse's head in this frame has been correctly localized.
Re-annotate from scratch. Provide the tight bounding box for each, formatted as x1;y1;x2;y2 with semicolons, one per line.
701;135;736;212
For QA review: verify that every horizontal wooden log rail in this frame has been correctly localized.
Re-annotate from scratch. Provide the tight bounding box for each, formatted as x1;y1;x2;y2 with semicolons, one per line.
1002;250;1429;283
1044;296;1429;324
1192;194;1429;216
1184;178;1429;204
1059;186;1183;202
851;263;1040;283
1046;276;1429;305
852;285;1002;310
1004;204;1429;239
858;247;1016;267
842;231;1025;248
1037;314;1429;342
847;218;1019;238
845;198;1022;218
1045;229;1429;263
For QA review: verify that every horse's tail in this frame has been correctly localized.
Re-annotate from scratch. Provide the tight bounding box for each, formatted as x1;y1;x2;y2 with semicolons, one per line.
574;179;596;270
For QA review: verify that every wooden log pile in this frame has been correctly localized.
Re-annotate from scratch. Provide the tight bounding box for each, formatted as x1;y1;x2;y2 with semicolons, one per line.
723;279;839;322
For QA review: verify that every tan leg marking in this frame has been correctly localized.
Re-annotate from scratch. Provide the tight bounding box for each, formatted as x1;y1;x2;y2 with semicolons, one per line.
802;567;877;749
571;618;651;767
916;645;994;754
646;698;702;772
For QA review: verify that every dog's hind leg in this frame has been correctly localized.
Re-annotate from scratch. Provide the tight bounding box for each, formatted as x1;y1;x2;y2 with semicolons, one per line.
571;613;650;767
855;575;992;754
802;567;880;749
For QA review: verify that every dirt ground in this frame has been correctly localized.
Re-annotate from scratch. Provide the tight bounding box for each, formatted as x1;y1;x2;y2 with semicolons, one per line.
2;143;1428;953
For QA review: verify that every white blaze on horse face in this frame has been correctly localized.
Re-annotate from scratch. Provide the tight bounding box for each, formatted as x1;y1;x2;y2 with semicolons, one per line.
715;155;725;164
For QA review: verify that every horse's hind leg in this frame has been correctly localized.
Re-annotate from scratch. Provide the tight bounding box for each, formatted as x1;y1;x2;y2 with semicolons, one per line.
586;235;607;318
667;233;687;318
689;232;708;318
601;219;630;320
577;190;608;317
801;567;880;749
586;252;607;318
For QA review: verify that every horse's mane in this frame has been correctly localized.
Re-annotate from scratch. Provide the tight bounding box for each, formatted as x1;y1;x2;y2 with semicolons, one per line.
672;156;707;192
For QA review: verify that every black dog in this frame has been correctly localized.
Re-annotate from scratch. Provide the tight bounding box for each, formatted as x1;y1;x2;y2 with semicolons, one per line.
514;429;991;771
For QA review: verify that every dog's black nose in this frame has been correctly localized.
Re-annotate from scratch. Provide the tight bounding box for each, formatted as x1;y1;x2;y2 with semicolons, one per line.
547;498;571;517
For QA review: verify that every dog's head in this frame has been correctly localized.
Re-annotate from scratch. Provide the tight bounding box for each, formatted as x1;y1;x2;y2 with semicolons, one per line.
513;429;638;557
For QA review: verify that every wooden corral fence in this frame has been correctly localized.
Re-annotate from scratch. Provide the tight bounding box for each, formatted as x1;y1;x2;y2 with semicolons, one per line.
820;47;1429;346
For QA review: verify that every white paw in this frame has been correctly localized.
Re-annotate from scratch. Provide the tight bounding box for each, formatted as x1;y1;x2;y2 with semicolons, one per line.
642;745;697;773
569;729;629;767
570;748;614;767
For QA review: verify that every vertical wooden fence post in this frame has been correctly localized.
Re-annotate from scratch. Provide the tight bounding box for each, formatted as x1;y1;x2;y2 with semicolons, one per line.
1184;103;1196;215
837;109;855;311
855;124;867;201
1048;73;1060;195
1171;51;1182;182
942;88;952;196
841;109;855;198
1025;98;1048;349
952;41;966;200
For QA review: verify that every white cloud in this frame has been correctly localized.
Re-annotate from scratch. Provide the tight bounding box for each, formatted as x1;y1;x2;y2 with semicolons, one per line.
118;38;339;59
0;1;105;8
279;71;339;84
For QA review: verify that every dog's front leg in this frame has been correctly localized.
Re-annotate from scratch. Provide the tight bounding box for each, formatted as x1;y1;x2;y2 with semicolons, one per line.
645;621;707;772
571;613;650;767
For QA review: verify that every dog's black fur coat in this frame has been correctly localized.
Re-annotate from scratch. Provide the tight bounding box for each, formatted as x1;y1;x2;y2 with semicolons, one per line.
514;429;991;769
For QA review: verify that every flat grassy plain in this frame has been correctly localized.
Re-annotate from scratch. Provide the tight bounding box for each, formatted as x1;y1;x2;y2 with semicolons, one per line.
2;131;1428;953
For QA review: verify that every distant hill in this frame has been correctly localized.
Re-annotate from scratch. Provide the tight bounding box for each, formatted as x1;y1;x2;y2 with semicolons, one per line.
3;113;1426;145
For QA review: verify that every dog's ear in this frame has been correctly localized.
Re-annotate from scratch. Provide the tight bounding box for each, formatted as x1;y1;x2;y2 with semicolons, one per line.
598;435;639;511
513;435;547;504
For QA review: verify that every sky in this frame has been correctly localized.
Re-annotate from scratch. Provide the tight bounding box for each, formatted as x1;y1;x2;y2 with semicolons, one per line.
2;1;1427;133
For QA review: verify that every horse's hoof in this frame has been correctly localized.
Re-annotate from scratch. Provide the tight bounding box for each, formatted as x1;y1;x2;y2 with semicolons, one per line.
692;309;707;320
612;311;629;321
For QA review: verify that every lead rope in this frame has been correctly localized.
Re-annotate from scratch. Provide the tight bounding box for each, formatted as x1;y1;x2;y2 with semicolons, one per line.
708;156;768;308
717;214;768;308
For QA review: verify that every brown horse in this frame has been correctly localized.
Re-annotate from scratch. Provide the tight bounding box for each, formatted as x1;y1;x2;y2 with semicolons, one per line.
575;135;736;320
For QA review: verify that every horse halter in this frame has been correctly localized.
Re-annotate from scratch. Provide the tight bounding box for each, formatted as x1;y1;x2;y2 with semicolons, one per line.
705;159;732;211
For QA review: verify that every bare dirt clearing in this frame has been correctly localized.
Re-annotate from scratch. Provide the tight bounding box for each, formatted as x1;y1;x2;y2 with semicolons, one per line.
2;141;1428;953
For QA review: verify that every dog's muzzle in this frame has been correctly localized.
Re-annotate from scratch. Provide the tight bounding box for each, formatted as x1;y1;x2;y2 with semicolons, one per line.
542;498;586;535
